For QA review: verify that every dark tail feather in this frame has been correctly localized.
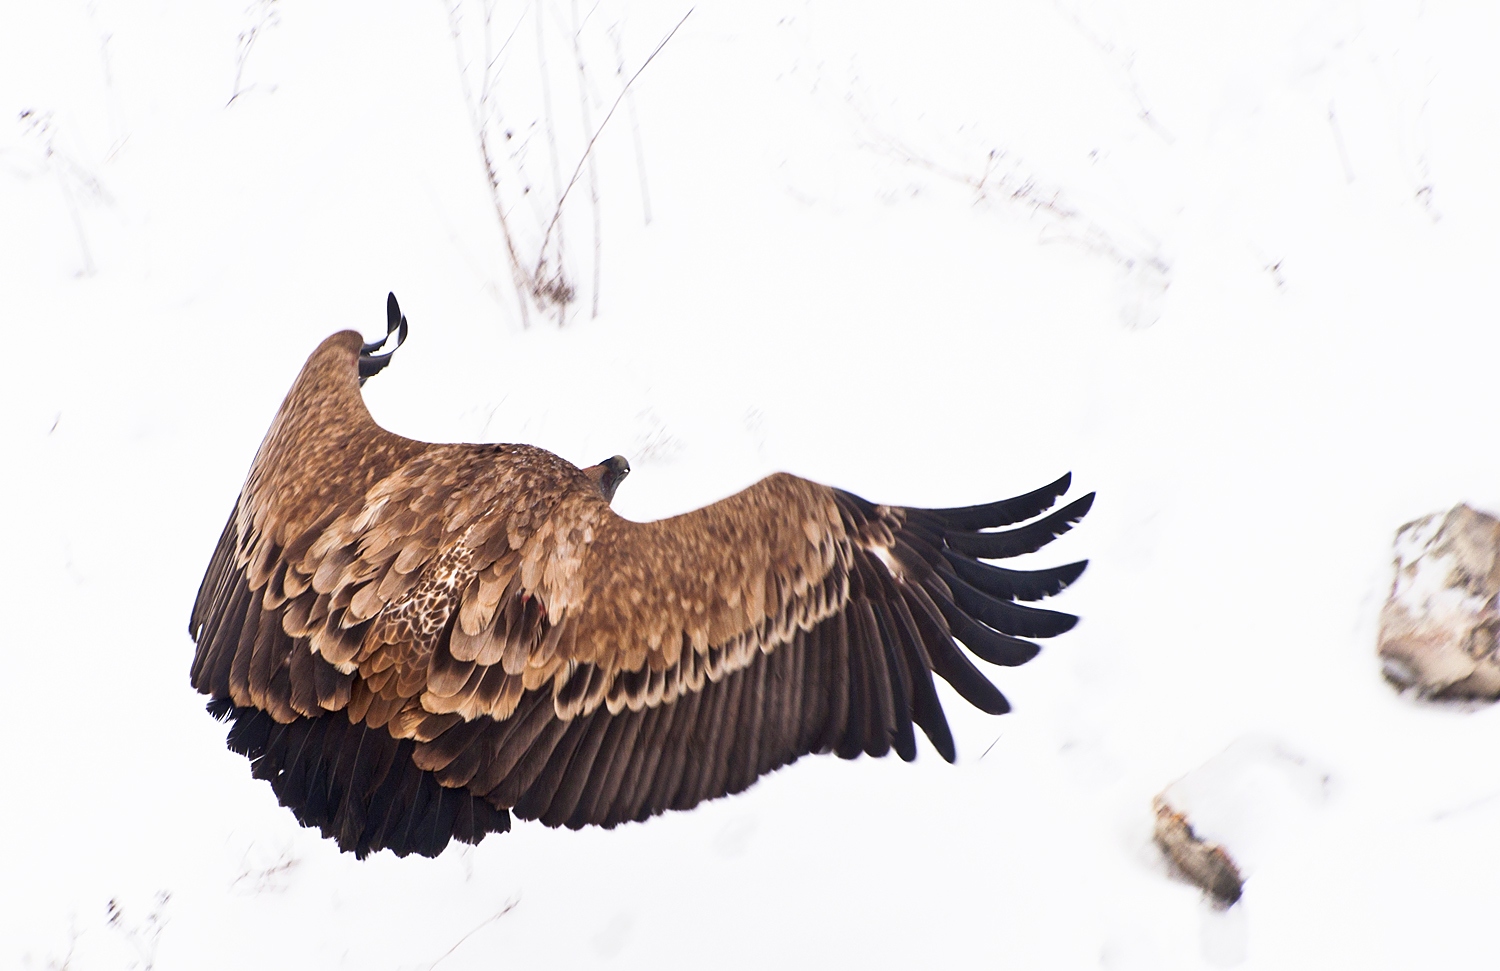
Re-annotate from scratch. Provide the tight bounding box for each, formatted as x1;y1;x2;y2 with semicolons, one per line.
209;703;510;858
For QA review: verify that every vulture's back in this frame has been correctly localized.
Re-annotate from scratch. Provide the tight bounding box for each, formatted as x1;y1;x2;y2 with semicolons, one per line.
190;314;1091;858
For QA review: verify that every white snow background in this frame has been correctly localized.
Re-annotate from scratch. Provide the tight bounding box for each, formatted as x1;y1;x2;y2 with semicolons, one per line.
3;1;1499;968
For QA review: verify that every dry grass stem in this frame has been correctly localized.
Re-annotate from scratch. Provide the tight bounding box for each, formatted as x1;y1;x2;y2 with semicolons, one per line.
449;2;688;326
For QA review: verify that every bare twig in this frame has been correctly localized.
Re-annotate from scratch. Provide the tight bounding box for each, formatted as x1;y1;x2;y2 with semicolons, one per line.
866;130;1170;306
40;922;81;971
863;122;1170;327
535;0;568;324
535;8;691;271
569;0;602;319
1432;787;1500;821
1052;1;1173;144
229;846;301;894
450;2;684;326
229;0;280;107
19;109;108;276
449;0;534;327
609;22;653;225
425;899;519;970
85;7;130;160
1327;103;1355;183
106;892;171;971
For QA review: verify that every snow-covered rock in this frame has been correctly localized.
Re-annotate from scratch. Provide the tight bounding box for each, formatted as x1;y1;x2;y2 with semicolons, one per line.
1153;736;1330;903
1379;504;1500;699
1153;796;1245;907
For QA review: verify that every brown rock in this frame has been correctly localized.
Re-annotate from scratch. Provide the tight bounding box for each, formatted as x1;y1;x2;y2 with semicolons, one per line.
1152;796;1244;906
1378;504;1500;698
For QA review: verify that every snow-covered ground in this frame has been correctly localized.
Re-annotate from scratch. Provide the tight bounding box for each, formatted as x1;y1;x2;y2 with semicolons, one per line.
4;2;1499;968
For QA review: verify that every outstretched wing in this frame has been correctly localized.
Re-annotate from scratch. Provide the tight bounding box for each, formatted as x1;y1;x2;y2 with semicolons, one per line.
190;330;1092;857
402;471;1092;839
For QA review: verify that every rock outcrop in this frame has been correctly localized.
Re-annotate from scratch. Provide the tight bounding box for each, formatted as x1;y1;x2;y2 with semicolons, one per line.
1379;504;1500;698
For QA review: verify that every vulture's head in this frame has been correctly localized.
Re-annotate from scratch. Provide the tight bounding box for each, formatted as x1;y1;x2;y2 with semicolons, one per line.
358;292;410;385
586;455;631;502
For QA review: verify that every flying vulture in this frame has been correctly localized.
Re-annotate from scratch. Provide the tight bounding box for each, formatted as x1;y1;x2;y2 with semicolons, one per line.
189;294;1092;858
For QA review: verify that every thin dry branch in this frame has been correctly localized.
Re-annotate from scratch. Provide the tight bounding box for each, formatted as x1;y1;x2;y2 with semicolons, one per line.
425;899;520;970
569;0;603;318
534;7;691;269
105;892;171;971
449;0;534;327
534;0;569;324
1327;103;1355;184
450;2;686;326
1052;0;1173;144
19;109;107;276
865;130;1171;316
609;21;653;225
228;0;280;107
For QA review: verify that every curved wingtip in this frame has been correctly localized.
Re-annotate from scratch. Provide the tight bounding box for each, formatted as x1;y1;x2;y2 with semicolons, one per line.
922;472;1075;530
942;491;1094;561
359;291;411;383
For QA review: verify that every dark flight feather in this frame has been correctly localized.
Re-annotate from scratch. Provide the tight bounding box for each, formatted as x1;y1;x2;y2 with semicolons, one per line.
939;493;1095;559
941;553;1089;602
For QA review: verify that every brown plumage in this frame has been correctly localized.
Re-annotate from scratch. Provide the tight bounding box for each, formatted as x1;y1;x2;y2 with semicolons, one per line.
189;295;1093;858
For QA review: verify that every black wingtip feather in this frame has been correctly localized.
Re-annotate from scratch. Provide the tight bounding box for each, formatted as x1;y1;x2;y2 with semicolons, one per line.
922;473;1072;530
946;575;1079;638
924;584;1046;667
943;492;1095;560
359;292;410;382
942;554;1088;602
925;633;1012;715
924;707;957;763
954;618;1043;667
